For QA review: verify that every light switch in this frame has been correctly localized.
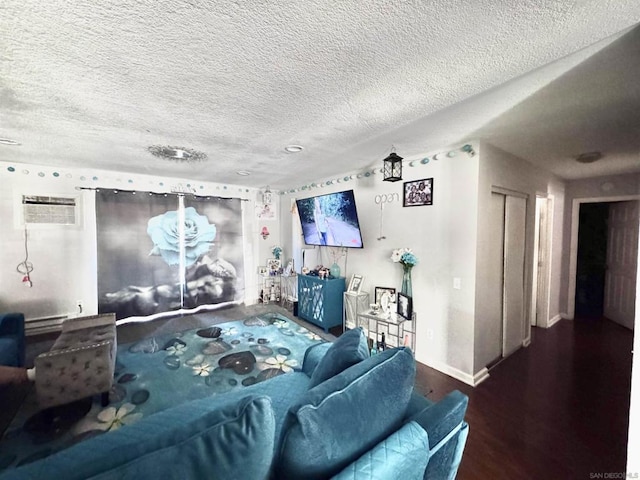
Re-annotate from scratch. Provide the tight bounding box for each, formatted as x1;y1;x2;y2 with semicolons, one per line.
453;277;461;290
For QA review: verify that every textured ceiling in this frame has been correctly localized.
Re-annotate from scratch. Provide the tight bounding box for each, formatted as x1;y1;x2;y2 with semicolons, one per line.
1;1;640;189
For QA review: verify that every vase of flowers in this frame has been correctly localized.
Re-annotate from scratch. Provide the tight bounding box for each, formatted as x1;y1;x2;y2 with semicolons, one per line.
391;248;418;297
272;246;282;260
328;247;347;278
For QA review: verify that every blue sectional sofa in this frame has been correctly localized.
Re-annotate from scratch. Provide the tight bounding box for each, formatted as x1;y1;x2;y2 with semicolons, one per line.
1;328;468;480
0;313;25;367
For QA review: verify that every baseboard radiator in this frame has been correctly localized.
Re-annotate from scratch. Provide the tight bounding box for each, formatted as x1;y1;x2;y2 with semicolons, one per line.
25;315;68;336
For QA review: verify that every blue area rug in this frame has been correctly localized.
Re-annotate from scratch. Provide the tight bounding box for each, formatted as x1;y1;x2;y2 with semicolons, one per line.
0;312;324;471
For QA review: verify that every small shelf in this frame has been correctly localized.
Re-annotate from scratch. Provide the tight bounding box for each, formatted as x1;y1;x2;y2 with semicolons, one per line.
357;310;416;352
343;291;369;330
258;274;281;304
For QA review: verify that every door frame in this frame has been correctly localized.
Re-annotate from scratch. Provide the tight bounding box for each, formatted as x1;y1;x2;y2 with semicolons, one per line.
531;195;553;327
567;194;640;319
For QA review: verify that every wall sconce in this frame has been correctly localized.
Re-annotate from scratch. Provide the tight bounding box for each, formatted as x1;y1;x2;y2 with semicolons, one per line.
383;150;403;182
260;226;270;239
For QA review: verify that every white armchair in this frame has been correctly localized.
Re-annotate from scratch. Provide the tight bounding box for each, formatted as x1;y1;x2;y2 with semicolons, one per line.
34;313;117;409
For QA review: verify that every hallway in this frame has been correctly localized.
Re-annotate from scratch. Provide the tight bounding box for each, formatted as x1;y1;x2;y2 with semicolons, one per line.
415;317;634;479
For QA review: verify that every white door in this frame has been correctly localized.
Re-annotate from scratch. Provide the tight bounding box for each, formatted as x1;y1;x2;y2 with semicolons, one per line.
486;193;506;363
604;201;639;330
503;195;527;356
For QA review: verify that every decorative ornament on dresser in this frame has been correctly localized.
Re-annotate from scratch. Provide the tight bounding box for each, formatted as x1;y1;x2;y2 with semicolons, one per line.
391;248;418;297
328;246;347;278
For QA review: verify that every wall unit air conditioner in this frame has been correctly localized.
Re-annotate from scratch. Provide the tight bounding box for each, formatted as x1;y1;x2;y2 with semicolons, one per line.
21;195;80;226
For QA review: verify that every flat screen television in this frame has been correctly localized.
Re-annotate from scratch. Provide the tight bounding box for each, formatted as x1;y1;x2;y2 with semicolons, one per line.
295;189;364;248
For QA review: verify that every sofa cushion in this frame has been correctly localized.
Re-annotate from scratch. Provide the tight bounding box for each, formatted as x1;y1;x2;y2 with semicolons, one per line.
330;421;430;480
0;339;19;367
408;390;469;480
309;327;369;388
277;347;416;480
4;395;276;480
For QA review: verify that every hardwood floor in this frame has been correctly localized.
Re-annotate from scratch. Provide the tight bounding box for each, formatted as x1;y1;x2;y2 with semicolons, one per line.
414;317;633;480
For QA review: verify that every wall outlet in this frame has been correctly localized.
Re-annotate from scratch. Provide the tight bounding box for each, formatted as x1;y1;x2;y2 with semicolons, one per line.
453;277;461;290
426;329;434;340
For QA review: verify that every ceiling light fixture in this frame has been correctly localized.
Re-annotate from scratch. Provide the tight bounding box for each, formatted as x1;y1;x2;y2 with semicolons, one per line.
236;170;251;176
0;138;21;146
147;145;208;162
383;147;403;182
284;145;304;153
575;151;603;164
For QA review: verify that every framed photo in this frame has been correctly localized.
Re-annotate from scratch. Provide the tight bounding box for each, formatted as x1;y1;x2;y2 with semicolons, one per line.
397;292;413;320
347;274;364;294
257;266;268;275
374;287;396;305
403;178;433;207
267;258;281;272
283;259;294;276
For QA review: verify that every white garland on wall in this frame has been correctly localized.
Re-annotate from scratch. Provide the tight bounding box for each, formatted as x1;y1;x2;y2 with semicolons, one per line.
279;144;476;195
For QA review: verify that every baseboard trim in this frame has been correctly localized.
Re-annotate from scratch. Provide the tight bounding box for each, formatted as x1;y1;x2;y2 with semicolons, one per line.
426;360;490;387
548;314;563;327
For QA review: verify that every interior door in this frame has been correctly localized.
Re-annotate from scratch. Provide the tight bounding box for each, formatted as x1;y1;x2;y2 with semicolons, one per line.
486;193;506;364
503;195;527;356
604;201;639;329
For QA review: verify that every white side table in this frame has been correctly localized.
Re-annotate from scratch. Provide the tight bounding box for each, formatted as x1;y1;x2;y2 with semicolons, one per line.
357;310;416;352
343;292;369;330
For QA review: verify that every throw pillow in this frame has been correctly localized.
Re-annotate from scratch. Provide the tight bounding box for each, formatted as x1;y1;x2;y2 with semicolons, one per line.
6;396;276;480
277;347;416;480
308;326;369;388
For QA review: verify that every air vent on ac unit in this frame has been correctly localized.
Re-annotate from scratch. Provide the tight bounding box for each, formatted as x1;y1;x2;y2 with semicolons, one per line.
22;195;78;225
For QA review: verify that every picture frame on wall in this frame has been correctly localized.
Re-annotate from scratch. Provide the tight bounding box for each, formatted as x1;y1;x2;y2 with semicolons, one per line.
257;266;268;275
403;178;433;207
397;292;413;320
374;287;396;305
347;274;364;294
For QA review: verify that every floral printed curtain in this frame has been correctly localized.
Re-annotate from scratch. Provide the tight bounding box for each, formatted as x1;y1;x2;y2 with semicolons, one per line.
96;191;244;320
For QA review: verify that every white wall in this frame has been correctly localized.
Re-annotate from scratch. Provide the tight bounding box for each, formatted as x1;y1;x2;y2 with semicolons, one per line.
280;144;480;380
0;161;260;321
474;142;565;372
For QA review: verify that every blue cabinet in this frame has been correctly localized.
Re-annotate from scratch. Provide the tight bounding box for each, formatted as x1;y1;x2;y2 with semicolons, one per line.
297;275;345;332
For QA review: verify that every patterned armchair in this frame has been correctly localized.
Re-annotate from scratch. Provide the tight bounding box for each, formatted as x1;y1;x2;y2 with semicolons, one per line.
34;313;117;409
0;312;25;367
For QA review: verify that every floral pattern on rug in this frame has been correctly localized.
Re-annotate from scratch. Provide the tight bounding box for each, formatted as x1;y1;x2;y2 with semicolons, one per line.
0;312;324;472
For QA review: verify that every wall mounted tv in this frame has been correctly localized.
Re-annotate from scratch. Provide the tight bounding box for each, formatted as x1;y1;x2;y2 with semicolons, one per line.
296;189;364;248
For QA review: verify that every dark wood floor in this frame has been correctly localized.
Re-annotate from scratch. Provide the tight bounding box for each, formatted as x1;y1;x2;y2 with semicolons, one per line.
415;316;633;480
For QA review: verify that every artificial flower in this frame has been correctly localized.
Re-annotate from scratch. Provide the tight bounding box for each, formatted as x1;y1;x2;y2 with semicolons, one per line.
391;248;418;267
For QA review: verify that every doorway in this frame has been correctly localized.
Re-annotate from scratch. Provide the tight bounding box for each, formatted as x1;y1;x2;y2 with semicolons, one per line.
575;203;608;317
570;198;639;329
